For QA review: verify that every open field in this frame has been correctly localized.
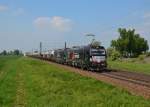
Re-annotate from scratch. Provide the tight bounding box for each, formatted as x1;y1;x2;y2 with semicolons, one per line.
0;56;150;107
108;60;150;75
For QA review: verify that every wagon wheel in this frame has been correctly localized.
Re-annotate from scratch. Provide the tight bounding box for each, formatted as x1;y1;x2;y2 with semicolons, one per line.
87;66;92;71
81;62;86;70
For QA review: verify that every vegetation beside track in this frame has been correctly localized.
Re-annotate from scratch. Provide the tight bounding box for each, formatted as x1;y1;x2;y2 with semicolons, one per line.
0;56;150;107
108;60;150;75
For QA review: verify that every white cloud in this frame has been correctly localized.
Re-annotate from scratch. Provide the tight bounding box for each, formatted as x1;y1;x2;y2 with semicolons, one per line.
0;5;25;16
50;16;72;31
33;16;73;32
34;17;51;28
0;5;8;12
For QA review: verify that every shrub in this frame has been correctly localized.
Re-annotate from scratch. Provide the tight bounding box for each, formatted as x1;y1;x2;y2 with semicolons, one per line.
138;55;145;61
107;48;121;61
146;52;150;57
111;50;121;61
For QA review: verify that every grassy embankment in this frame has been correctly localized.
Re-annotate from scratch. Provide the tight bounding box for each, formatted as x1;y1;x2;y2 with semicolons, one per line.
108;59;150;75
0;56;150;107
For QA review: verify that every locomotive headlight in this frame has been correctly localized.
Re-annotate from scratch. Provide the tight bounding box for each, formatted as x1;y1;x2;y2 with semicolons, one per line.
99;56;105;60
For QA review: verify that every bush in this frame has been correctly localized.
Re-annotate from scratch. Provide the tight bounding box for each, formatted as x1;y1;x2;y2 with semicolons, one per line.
146;52;150;57
111;50;121;61
107;47;114;57
138;55;145;61
107;48;121;61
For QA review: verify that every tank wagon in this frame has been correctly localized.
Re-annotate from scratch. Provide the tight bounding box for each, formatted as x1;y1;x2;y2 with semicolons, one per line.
30;41;107;71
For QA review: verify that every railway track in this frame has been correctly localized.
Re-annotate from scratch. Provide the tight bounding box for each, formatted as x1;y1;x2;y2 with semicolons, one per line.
32;57;150;89
75;68;150;88
99;71;150;88
63;65;150;89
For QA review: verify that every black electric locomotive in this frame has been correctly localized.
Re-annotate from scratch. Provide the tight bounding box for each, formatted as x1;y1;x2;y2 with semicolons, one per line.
68;42;107;70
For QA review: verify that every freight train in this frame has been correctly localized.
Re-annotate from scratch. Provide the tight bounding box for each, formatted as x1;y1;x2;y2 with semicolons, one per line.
28;41;107;71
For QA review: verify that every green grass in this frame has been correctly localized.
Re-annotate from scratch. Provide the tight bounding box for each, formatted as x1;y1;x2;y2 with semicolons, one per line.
0;56;150;107
108;60;150;75
0;56;20;107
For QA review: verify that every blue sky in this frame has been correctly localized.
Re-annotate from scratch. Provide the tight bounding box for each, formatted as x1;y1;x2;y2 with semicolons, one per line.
0;0;150;52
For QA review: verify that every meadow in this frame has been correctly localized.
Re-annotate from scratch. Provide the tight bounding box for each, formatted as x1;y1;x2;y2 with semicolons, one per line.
0;56;150;107
108;59;150;75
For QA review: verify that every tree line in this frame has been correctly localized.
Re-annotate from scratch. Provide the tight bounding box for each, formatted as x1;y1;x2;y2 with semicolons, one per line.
108;28;149;60
0;49;23;56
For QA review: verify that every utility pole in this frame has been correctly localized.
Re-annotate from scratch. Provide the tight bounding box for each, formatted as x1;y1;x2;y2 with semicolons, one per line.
64;42;67;63
40;42;42;55
65;42;67;49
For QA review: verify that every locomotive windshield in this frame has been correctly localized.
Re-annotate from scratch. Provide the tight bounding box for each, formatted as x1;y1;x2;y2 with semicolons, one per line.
90;48;105;56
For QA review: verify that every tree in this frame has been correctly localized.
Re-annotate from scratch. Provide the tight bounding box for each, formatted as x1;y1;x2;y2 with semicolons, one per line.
111;28;149;57
1;50;7;55
0;49;23;56
14;49;20;55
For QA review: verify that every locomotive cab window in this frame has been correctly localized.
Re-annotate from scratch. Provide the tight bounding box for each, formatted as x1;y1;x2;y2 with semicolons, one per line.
90;49;106;56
